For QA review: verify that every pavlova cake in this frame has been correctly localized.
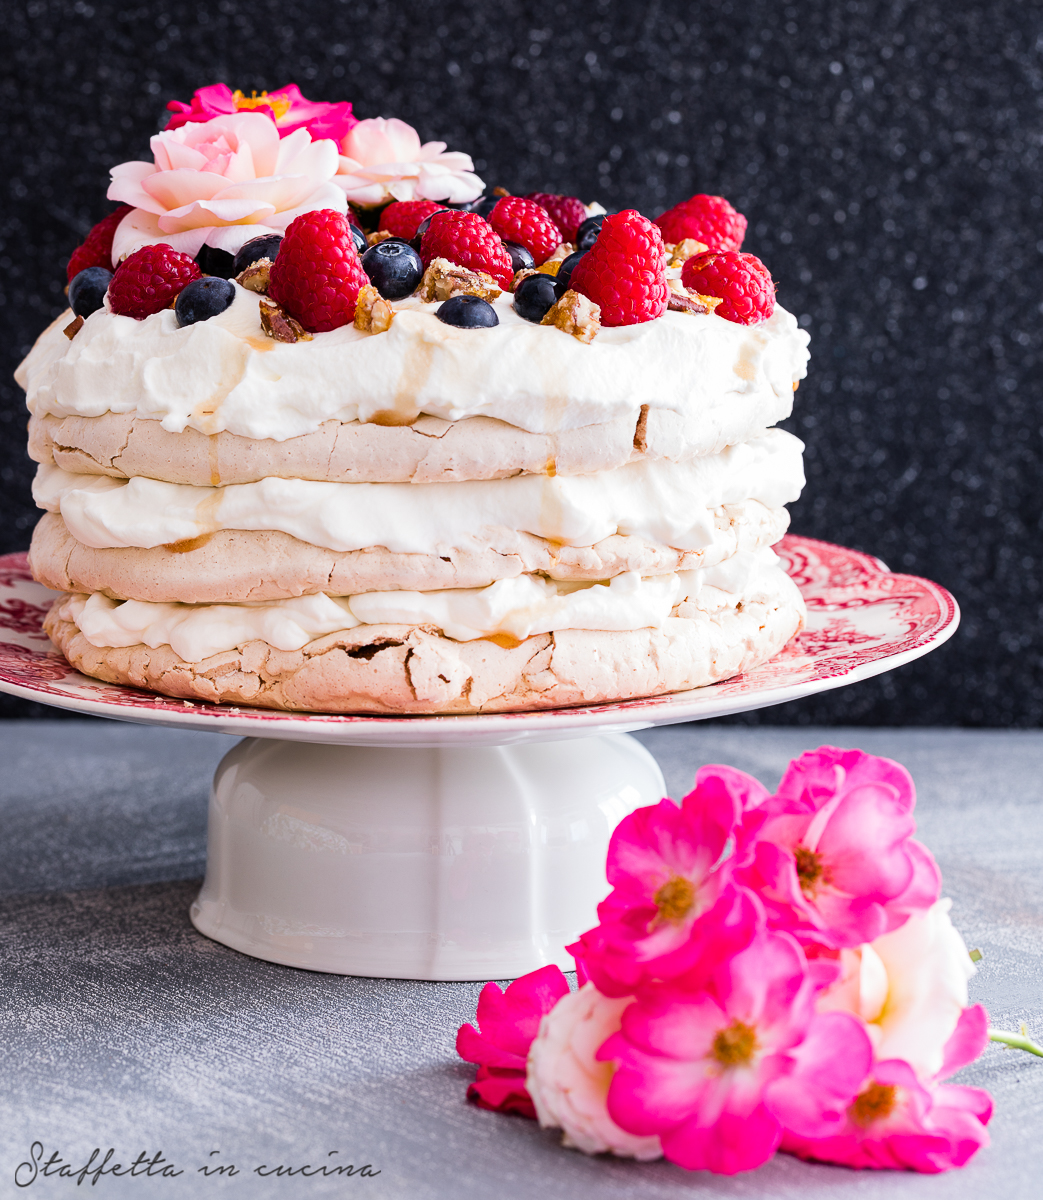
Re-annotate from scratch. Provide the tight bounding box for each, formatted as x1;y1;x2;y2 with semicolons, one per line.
15;83;810;714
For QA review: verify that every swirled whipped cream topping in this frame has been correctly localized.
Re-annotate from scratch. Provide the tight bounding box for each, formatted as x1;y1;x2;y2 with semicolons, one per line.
58;547;785;660
17;283;809;442
34;429;804;553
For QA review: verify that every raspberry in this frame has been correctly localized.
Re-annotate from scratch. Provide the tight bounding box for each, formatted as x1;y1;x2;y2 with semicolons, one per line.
420;211;514;289
525;193;587;244
488;197;562;266
268;208;369;332
379;200;448;241
681;250;775;325
107;243;202;319
654;195;747;252
66;205;133;282
568;210;669;327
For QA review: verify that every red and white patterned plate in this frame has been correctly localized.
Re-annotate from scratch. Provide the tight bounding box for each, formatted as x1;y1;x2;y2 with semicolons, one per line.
0;536;958;746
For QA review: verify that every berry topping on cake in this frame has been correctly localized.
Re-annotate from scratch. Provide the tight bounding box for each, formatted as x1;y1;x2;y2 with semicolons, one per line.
65;205;133;282
503;241;536;273
107;244;203;319
268;208;369;333
379;200;449;241
488;197;562;266
67;267;113;318
233;234;283;276
681;250;776;325
436;294;499;328
419;211;514;290
349;224;368;255
568;210;669;327
555;250;585;291
525;193;587;243
513;272;563;324
175;277;237;327
655;194;748;252
575;214;605;251
361;239;424;300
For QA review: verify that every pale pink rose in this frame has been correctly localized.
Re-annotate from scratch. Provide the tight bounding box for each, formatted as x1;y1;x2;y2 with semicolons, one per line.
335;117;484;206
817;898;976;1080
527;984;663;1160
106;112;347;262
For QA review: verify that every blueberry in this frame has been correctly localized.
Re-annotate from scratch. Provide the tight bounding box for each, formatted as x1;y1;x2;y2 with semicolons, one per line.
503;241;535;273
175;276;237;327
449;196;489;213
195;244;236;279
411;211;443;252
555;250;586;291
436;295;499;328
348;223;368;255
473;196;500;220
513;273;563;324
362;239;424;300
576;214;606;252
68;267;112;318
232;234;283;276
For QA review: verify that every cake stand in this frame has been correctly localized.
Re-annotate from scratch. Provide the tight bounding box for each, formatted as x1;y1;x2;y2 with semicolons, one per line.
0;536;958;981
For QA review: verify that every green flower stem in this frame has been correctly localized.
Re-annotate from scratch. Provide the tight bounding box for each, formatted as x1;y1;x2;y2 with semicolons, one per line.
989;1028;1043;1057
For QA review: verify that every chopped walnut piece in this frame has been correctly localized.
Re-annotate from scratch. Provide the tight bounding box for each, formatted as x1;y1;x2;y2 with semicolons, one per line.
535;241;575;276
353;284;394;333
259;296;313;342
63;315;84;340
418;256;502;302
511;267;538;291
236;258;271;293
493;186;511;197
667;289;722;316
367;229;395;246
540;288;601;343
664;238;709;267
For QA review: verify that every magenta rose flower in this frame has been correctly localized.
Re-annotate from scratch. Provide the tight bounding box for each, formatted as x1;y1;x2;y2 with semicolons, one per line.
165;83;357;143
106;112;347;262
781;1052;992;1172
455;964;569;1118
599;924;823;1174
736;747;941;947
574;766;766;997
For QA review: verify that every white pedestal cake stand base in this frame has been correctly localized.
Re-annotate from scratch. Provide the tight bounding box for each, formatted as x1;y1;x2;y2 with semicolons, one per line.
0;536;959;980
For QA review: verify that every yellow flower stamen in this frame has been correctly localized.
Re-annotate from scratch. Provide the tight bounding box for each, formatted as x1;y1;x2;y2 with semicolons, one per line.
711;1020;758;1067
794;844;828;897
848;1081;897;1127
232;89;292;121
653;876;697;922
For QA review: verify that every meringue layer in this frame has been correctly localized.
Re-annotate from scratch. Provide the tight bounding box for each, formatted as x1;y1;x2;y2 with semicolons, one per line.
58;547;783;661
33;429;804;554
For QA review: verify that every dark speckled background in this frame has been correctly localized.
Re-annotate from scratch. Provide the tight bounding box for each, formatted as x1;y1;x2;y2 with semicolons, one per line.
0;0;1040;723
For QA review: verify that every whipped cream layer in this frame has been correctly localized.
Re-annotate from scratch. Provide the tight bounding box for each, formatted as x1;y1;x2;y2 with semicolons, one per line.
18;284;810;441
34;429;804;554
59;548;782;660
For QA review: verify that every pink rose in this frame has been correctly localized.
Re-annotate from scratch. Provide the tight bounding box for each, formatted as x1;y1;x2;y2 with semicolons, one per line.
781;1053;992;1172
455;964;569;1119
574;767;765;997
600;923;819;1175
165;83;357;143
335;117;484;206
736;747;941;947
106;112;347;262
527;984;663;1160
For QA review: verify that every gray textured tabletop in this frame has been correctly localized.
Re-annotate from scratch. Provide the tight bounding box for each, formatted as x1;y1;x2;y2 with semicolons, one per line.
0;720;1040;1198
